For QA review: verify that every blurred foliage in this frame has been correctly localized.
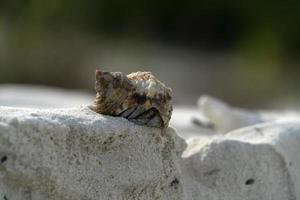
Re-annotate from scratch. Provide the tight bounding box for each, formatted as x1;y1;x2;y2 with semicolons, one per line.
1;0;300;50
0;0;300;107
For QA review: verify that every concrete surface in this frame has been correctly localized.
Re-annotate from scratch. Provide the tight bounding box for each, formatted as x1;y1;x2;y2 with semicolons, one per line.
2;85;300;200
0;106;185;200
181;121;300;200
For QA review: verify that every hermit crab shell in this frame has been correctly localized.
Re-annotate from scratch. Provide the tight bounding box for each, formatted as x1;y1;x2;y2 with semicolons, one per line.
91;70;172;128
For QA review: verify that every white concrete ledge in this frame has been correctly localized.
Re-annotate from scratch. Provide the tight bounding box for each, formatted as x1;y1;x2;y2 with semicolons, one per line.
0;106;185;200
181;121;300;200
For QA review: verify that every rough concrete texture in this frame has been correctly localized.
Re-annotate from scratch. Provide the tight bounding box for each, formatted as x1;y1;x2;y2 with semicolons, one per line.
0;106;186;200
2;85;300;200
182;121;300;200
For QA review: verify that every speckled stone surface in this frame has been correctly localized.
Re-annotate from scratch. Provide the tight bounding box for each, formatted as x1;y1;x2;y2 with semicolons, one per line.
0;106;185;200
181;121;300;200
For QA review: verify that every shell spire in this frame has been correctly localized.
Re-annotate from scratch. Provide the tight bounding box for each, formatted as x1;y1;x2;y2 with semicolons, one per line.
91;69;173;128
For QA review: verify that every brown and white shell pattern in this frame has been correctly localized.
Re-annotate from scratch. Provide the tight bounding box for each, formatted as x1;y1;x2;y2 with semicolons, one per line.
91;70;172;128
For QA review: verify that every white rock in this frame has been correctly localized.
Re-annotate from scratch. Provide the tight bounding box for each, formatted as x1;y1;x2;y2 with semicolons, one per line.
181;121;300;200
0;106;185;200
197;95;300;133
197;95;266;133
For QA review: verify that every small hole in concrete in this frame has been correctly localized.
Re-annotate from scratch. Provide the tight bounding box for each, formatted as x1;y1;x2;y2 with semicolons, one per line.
170;178;179;188
1;155;7;163
245;178;255;185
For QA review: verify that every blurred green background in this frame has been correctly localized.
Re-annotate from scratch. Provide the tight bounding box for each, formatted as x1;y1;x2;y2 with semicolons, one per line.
0;0;300;108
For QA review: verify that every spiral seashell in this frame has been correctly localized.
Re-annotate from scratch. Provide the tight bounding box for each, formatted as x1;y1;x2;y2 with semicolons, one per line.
90;70;173;128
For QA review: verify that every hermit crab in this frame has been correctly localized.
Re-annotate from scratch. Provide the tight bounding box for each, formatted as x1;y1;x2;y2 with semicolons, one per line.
90;70;173;128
